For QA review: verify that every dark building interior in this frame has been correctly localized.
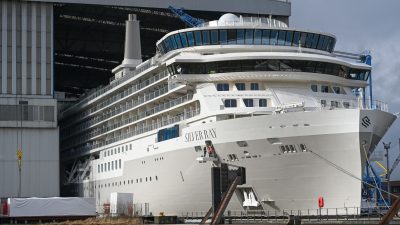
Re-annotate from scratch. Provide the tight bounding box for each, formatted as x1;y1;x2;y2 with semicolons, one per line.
53;4;284;96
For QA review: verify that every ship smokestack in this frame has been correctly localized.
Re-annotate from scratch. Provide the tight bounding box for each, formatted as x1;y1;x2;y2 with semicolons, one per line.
112;14;142;79
122;14;142;65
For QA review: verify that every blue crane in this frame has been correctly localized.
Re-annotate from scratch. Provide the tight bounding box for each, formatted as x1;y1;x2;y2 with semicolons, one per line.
168;6;205;27
363;164;387;206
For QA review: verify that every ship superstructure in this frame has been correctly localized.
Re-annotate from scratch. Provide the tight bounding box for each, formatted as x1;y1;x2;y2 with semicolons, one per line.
59;13;397;215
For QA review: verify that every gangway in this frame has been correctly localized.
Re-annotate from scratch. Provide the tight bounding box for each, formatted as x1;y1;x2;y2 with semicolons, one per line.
198;140;246;224
210;176;241;225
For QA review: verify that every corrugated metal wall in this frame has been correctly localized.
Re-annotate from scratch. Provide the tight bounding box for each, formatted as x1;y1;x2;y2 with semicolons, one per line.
0;128;59;197
0;0;59;198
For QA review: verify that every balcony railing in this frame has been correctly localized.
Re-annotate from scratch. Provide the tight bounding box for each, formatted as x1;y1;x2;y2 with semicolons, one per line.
61;85;171;140
61;94;194;149
61;70;168;128
61;108;201;160
61;59;155;117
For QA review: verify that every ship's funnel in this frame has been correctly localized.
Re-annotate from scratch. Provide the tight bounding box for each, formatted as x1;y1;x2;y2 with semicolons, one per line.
121;14;142;67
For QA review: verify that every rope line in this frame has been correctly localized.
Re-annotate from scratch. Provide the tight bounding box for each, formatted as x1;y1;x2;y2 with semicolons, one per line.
308;149;398;202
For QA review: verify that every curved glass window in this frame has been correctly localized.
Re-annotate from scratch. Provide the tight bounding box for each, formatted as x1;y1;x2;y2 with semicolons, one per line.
180;33;188;47
254;30;262;45
285;31;293;46
202;30;210;45
219;30;227;45
170;36;178;49
245;29;254;44
311;34;319;49
194;31;202;46
270;30;278;45
168;59;370;81
158;29;336;54
317;35;325;50
278;30;286;45
300;32;307;47
305;33;314;48
227;29;236;44
237;29;245;44
262;30;270;45
187;32;195;47
292;31;300;47
328;39;336;52
322;36;330;50
211;30;219;44
174;34;182;48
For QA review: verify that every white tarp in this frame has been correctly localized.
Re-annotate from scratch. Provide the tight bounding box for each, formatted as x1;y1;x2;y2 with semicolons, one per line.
8;197;96;217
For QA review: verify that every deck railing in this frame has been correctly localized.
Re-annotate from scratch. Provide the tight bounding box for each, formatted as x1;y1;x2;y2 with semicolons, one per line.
61;108;200;160
61;93;193;148
180;207;395;223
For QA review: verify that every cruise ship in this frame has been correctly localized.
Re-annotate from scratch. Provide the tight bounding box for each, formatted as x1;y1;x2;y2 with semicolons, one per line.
59;13;397;215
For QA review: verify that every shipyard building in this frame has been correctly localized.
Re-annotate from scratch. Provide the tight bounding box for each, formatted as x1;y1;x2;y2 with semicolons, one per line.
0;0;291;198
0;0;58;198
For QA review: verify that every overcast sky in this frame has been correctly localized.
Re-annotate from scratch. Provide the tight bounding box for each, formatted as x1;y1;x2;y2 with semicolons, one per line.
290;0;400;178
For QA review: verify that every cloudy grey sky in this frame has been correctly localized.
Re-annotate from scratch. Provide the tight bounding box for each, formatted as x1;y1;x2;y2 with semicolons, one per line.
290;0;400;178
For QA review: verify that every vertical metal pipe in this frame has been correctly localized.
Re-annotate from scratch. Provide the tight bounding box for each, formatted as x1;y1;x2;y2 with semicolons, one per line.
384;142;391;205
365;54;373;108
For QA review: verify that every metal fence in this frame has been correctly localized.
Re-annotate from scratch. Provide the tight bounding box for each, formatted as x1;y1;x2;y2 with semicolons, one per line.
180;207;400;223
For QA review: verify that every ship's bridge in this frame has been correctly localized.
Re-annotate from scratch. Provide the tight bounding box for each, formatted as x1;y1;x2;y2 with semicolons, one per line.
156;14;336;55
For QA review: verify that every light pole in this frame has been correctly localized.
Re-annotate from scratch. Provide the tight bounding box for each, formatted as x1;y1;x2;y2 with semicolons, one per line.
383;142;391;204
17;149;23;197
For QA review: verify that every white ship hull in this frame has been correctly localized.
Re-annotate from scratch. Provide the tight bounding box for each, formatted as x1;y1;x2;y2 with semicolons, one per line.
79;108;395;215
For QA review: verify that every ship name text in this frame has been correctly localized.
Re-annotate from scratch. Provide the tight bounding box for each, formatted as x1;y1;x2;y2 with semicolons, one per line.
185;128;217;142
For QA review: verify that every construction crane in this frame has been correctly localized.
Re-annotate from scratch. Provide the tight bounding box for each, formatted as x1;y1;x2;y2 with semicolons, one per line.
384;139;400;204
168;6;205;27
386;140;400;178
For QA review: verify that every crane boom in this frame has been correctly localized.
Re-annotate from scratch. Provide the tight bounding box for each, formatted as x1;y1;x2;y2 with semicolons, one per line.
168;6;205;27
388;152;400;176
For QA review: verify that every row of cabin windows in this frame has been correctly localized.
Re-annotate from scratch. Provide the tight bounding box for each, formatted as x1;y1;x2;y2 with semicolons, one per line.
157;29;336;55
320;100;350;108
98;159;122;173
217;83;259;91
168;59;370;81
311;84;344;94
97;176;159;188
103;144;133;158
224;99;268;108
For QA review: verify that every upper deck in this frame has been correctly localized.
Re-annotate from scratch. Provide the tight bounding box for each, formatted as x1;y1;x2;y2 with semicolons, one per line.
156;14;336;56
